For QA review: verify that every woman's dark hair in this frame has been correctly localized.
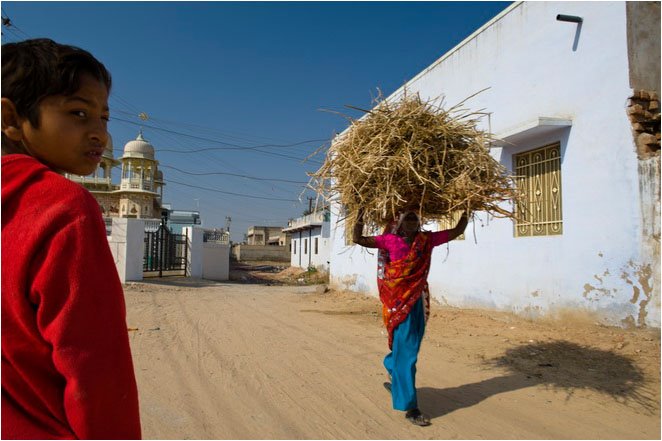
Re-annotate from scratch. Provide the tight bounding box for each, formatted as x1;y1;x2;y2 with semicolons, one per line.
2;38;112;127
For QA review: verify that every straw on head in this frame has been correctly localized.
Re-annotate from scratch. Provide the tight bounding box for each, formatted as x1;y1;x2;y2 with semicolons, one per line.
309;91;521;232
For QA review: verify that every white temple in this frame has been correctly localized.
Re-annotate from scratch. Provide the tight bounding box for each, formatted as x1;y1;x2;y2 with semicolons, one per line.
66;131;165;219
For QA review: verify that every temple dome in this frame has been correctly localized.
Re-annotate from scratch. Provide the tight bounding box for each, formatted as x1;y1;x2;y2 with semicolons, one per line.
122;131;155;160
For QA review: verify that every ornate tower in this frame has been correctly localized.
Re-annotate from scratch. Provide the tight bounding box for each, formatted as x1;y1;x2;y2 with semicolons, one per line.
118;131;161;218
97;133;120;186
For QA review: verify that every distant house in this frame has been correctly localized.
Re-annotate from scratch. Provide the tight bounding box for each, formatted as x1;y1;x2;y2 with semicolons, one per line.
232;225;290;262
247;226;286;245
327;2;660;327
165;207;202;234
283;209;331;270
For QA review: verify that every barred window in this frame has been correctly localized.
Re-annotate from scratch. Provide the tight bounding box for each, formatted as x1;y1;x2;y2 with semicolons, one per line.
513;142;563;237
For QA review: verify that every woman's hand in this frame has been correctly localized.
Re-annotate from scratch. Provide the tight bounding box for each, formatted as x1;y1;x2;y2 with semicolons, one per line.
352;208;377;248
448;211;470;241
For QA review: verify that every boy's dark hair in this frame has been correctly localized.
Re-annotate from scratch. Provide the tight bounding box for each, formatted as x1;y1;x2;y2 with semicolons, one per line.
2;38;112;127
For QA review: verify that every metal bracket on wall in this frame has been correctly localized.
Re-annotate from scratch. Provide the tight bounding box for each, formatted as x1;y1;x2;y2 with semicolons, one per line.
556;14;583;52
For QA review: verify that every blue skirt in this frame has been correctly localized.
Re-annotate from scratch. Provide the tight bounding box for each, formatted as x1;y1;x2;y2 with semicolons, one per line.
383;296;425;411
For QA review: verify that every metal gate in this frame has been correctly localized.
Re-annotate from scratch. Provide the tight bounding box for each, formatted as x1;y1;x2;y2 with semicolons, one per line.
144;225;188;277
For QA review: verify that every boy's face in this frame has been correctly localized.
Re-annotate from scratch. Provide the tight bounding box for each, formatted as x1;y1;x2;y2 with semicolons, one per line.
13;73;110;176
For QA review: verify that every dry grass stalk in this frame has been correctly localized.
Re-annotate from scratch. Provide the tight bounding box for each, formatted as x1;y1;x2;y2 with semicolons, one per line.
309;91;521;230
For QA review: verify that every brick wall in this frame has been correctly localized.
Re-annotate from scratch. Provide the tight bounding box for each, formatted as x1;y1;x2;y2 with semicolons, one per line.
627;90;661;159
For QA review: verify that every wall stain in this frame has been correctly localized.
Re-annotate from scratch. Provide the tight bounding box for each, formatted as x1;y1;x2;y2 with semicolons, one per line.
583;283;613;300
522;304;542;317
621;260;653;326
582;260;653;326
340;274;358;291
621;315;637;329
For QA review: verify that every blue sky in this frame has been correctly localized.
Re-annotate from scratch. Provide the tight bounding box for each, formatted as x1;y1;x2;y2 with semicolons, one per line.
2;1;511;242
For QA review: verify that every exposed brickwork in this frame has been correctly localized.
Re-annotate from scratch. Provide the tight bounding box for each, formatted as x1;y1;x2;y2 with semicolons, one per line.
628;90;661;158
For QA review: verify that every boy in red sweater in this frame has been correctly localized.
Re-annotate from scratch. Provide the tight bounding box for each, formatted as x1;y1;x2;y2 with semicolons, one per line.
1;39;141;439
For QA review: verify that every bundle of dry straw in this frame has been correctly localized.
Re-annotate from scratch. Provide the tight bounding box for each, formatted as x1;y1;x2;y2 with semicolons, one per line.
309;91;520;230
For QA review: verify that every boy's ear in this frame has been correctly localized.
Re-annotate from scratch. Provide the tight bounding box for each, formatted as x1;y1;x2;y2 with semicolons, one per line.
1;98;25;141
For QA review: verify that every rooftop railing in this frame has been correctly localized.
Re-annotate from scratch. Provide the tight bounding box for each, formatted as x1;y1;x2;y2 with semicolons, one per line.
285;211;329;230
203;229;230;244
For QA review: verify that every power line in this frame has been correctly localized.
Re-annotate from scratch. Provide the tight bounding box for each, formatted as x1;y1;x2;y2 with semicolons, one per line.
111;116;324;164
1;8;32;40
110;116;312;195
105;82;322;199
9;23;31;40
112;118;308;199
2;27;23;41
168;146;322;164
1;21;22;41
160;164;308;184
110;116;326;151
111;108;308;146
167;179;300;202
159;143;324;154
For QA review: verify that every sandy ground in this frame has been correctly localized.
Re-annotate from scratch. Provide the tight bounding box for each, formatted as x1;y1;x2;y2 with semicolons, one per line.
125;265;660;439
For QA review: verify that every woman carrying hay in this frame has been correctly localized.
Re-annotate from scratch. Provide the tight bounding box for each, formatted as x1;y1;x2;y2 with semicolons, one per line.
353;209;468;426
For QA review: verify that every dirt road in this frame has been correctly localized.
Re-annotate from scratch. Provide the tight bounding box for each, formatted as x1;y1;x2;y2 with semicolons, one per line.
124;278;660;439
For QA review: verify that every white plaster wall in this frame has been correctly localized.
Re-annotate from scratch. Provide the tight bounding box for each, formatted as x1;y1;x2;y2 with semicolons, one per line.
290;225;331;270
315;236;332;270
329;213;379;292
184;227;204;278
329;2;659;327
107;218;144;283
291;235;298;268
638;156;661;326
185;227;230;280
202;243;230;281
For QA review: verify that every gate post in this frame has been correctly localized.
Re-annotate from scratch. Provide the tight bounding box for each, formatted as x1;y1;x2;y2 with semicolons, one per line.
109;218;145;282
184;226;204;278
158;224;165;278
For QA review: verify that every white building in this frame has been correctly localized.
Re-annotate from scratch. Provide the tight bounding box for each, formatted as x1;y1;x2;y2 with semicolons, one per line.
328;2;660;327
284;210;331;270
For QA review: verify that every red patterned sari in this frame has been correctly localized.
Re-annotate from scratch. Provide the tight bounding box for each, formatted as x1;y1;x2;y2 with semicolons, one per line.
377;231;433;349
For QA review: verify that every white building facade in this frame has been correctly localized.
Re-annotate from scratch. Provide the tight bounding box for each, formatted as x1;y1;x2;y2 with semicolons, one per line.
329;2;660;327
285;210;331;270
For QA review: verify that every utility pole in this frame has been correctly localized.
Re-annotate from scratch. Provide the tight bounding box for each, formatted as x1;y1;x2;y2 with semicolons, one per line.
225;216;231;233
308;197;314;214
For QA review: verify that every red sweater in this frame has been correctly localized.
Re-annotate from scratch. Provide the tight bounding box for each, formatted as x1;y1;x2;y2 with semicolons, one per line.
2;154;141;439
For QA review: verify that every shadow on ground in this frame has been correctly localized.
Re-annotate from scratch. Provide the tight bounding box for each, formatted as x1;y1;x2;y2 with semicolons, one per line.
419;340;658;418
